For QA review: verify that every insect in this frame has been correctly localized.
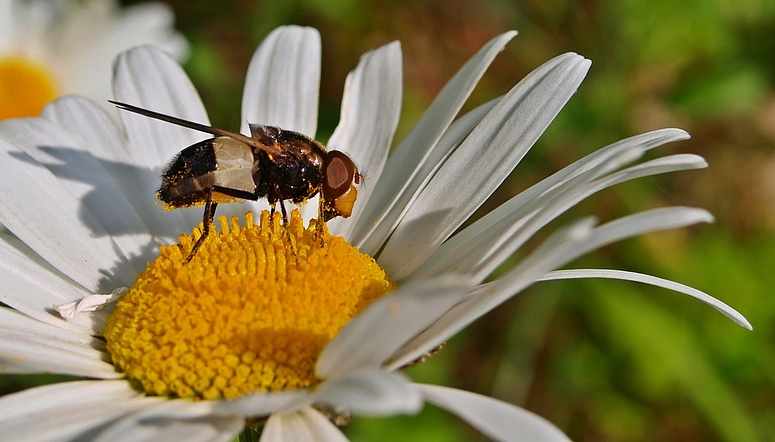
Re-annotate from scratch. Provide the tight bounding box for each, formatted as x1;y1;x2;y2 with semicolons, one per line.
110;101;361;261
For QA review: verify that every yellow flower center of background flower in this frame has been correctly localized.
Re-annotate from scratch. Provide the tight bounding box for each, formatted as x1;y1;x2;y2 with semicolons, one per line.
105;210;393;400
0;56;58;120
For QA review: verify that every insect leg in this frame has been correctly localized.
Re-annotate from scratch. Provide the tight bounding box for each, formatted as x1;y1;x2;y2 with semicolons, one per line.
276;198;297;255
187;187;218;262
278;199;289;224
211;186;259;201
315;198;325;246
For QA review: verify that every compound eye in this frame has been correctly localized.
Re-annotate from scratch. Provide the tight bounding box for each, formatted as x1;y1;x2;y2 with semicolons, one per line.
322;150;356;200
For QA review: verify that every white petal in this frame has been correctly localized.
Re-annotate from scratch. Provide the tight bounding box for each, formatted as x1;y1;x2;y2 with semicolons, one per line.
435;129;689;263
42;96;134;162
327;41;402;238
112;45;209;230
408;143;643;282
0;232;95;332
380;53;591;279
316;275;472;379
212;390;312;417
313;370;422;416
417;384;570;442
0;0;18;52
349;31;517;252
0;329;118;378
9;0;50;62
1;116;153;273
0;380;159;442
385;218;597;370
112;45;209;170
417;152;708;282
0;306;97;347
260;407;349;442
53;1;188;107
54;287;127;319
241;26;321;137
93;400;242;442
116;3;189;61
43;96;192;244
352;98;499;250
561;208;713;265
539;128;690;184
0;133;134;291
539;269;752;329
388;208;713;369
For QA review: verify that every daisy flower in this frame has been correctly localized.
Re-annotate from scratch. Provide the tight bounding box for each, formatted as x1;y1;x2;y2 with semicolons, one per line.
0;0;187;120
0;26;750;442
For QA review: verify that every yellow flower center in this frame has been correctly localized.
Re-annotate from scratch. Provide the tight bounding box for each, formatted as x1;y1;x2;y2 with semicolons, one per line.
105;210;393;400
0;56;58;120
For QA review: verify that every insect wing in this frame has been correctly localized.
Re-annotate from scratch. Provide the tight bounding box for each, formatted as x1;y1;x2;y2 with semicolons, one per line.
211;137;257;195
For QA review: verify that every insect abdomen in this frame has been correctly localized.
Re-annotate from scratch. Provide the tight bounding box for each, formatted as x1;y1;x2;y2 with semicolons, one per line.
158;137;258;209
157;137;223;209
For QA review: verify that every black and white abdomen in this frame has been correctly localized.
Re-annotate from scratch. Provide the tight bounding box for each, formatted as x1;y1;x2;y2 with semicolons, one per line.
158;137;256;209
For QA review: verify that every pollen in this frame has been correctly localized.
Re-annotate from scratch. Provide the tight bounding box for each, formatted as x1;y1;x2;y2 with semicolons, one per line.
0;56;58;120
104;210;393;400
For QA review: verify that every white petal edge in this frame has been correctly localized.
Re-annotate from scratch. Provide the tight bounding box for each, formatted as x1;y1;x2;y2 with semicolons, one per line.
241;25;321;138
313;369;422;416
93;400;242;442
260;407;349;442
417;384;571;442
326;41;402;237
0;380;160;442
350;31;517;252
379;53;591;279
538;269;752;329
316;275;472;379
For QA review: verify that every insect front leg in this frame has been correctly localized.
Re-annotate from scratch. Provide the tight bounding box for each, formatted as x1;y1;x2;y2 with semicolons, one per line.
187;187;218;262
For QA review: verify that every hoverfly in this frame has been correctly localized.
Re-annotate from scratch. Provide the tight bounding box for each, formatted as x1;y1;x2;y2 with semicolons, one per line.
110;101;360;261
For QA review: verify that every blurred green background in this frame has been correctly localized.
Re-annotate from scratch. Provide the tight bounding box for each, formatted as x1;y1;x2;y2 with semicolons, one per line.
6;0;775;440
